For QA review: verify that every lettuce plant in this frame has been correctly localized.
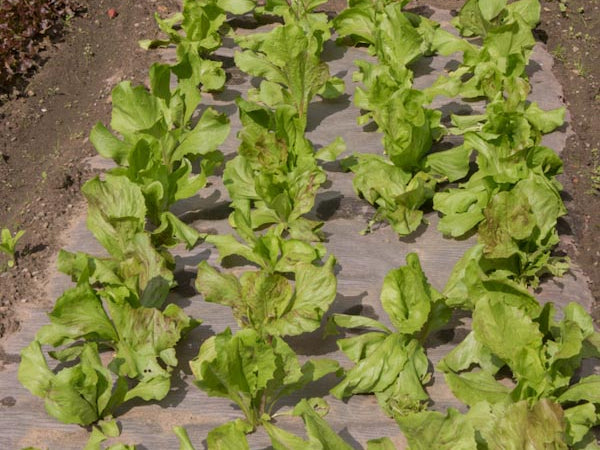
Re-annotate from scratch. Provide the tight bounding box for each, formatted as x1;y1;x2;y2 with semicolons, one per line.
434;300;600;448
235;22;344;129
18;175;200;425
336;1;452;236
433;81;568;285
90;64;230;249
140;0;258;92
224;99;343;241
328;253;451;416
190;328;340;429
196;199;337;337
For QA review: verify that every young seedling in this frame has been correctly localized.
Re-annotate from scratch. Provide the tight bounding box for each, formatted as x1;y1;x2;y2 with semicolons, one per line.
0;228;25;268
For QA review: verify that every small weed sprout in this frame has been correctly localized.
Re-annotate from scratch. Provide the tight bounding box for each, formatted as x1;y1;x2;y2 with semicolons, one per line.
0;228;25;268
552;44;566;62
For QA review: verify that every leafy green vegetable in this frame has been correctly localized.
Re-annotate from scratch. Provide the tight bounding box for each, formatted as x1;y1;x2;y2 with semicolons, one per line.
91;69;229;247
207;420;252;449
139;0;256;91
64;175;176;302
223;99;333;241
190;328;339;428
330;253;450;416
31;281;199;407
173;426;197;450
396;399;567;449
19;341;126;426
453;0;540;38
290;399;354;449
335;2;452;236
18;2;593;449
235;22;342;127
343;155;436;236
431;9;538;101
32;176;199;413
83;419;134;450
437;299;600;445
196;252;336;337
432;80;567;285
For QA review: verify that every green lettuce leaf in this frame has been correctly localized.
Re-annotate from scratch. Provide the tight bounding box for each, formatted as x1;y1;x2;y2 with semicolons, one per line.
206;420;252;450
18;341;125;425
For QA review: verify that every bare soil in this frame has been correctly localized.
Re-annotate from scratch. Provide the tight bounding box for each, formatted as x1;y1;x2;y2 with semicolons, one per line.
0;0;599;338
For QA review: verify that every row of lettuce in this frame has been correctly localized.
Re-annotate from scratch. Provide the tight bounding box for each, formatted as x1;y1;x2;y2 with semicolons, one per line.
17;0;600;449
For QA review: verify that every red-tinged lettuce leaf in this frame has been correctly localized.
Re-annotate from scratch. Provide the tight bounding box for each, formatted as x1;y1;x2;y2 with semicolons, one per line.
108;301;200;393
239;270;294;332
398;399;567;449
196;255;336;337
396;408;478;450
478;189;536;259
512;172;566;245
234;23;332;122
474;399;567;449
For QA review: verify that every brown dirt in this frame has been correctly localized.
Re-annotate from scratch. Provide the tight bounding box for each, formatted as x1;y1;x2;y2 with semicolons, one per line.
538;0;600;321
0;0;599;339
